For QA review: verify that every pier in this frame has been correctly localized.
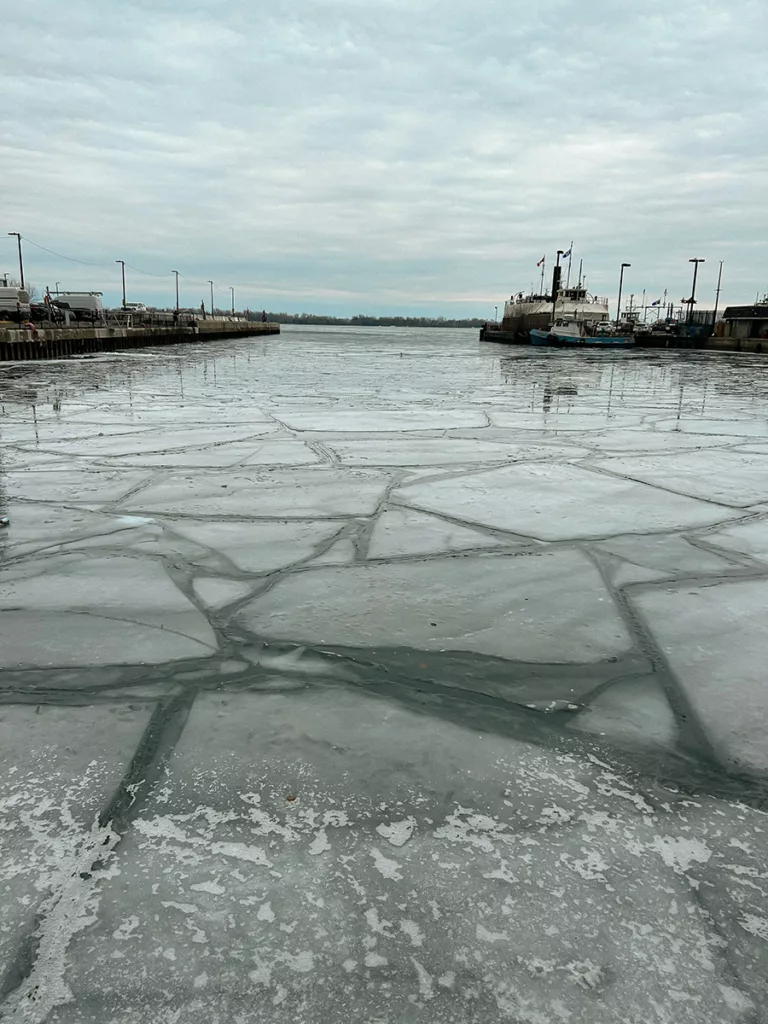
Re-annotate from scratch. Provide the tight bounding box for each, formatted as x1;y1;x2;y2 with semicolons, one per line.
0;318;279;361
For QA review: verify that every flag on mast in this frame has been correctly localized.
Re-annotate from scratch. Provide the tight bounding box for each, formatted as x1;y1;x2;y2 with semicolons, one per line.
536;256;545;267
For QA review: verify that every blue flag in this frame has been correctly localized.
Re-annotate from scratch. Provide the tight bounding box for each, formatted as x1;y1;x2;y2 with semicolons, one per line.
562;248;572;259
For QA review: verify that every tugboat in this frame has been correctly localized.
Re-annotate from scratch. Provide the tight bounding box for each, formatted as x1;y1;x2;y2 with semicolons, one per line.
530;317;634;347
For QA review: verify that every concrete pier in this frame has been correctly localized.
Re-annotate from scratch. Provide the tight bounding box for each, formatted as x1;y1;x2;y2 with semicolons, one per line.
0;319;279;361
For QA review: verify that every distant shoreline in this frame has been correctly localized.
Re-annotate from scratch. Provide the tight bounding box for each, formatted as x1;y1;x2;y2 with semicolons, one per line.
247;314;485;328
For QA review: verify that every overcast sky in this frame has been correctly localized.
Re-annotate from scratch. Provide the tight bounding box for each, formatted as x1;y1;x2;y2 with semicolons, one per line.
2;0;767;315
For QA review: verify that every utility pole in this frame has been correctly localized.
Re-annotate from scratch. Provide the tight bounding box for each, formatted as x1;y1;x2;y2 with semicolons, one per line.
617;263;630;322
115;260;126;308
208;280;214;317
688;258;705;324
712;260;724;325
172;270;179;311
7;232;24;288
230;286;235;316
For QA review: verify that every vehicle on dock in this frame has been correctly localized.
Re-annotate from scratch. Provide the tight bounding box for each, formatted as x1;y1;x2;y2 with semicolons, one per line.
51;291;105;322
0;285;31;323
530;317;635;347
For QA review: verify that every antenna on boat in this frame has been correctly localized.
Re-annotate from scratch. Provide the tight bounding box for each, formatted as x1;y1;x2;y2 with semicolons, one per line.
565;242;574;288
577;259;583;289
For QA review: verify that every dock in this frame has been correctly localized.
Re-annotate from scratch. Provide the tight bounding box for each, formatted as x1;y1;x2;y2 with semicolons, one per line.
0;319;279;361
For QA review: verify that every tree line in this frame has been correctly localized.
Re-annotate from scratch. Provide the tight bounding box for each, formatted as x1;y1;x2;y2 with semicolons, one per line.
245;312;486;328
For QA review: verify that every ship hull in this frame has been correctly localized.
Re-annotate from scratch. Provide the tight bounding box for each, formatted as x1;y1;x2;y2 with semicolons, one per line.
530;329;635;347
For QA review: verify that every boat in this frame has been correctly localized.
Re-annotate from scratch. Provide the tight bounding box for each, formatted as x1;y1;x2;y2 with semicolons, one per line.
481;286;611;344
530;317;634;347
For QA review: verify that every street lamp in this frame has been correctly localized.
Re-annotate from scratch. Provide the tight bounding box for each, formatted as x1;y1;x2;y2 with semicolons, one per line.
494;305;498;322
208;280;214;316
7;232;24;289
616;263;631;322
172;270;179;311
115;260;126;309
687;258;705;324
712;260;724;326
230;286;235;316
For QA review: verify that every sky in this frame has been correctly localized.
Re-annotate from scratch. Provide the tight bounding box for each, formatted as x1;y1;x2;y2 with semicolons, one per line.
1;0;767;316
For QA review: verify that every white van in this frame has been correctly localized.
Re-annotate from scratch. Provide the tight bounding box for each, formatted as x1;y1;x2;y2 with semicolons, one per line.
51;292;104;319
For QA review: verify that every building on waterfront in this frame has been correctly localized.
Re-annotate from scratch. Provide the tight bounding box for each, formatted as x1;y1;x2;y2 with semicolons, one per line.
722;302;768;341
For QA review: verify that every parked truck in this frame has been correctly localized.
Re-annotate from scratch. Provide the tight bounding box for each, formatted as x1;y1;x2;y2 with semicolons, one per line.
0;285;31;323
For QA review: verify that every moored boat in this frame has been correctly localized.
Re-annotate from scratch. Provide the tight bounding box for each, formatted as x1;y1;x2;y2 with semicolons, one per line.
530;318;634;347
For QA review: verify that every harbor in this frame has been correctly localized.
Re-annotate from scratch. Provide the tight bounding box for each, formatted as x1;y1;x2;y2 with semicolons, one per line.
480;250;768;353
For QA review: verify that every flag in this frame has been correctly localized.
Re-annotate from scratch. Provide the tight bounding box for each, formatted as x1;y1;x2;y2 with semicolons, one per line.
536;256;545;267
562;248;572;259
651;300;660;306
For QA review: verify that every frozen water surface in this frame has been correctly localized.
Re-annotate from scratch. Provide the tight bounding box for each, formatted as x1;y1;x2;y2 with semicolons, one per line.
1;328;768;1022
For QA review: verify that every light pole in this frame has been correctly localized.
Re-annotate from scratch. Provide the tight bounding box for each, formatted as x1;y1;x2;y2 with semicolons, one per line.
494;305;498;322
616;263;630;322
687;258;705;324
208;280;214;316
55;281;61;294
230;286;235;316
115;260;126;308
7;232;24;288
172;270;180;311
712;260;724;326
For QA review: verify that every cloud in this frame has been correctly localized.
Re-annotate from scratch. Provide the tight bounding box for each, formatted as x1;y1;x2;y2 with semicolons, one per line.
1;0;766;314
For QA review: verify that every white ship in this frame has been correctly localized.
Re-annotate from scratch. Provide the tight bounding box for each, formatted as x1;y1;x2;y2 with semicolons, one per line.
482;285;610;343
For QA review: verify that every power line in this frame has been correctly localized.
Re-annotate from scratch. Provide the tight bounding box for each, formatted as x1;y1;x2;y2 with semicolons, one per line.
21;236;171;278
124;262;171;278
20;235;109;267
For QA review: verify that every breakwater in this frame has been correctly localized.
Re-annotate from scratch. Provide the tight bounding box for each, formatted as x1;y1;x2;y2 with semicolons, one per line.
0;319;279;361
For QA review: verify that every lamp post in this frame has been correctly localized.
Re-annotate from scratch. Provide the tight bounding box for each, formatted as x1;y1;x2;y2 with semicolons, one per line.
7;232;24;288
230;286;235;316
494;305;498;322
208;280;214;316
712;260;724;326
115;260;126;308
172;270;179;312
687;258;705;324
616;263;630;322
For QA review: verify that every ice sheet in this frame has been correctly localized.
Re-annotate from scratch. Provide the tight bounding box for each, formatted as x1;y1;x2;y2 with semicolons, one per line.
568;676;678;748
39;689;767;1024
595;450;768;506
632;578;768;772
368;506;505;558
397;463;741;540
236;550;632;662
271;409;489;431
700;515;768;564
0;554;218;667
0;703;151;988
169;519;343;572
323;438;586;466
121;468;388;518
